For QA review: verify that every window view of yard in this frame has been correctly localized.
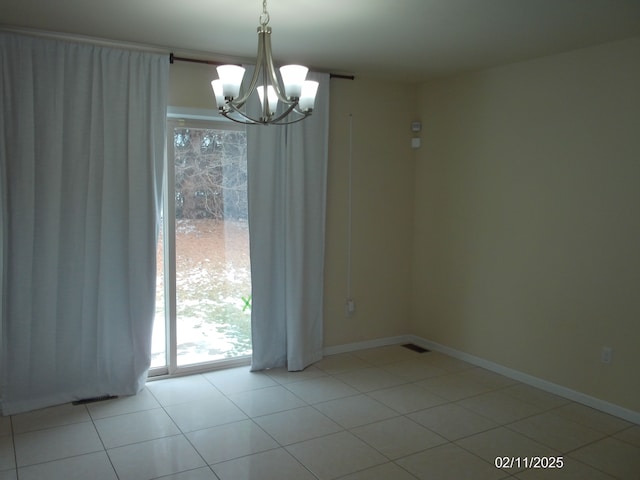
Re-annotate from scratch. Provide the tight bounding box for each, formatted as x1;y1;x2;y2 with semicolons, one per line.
151;126;251;368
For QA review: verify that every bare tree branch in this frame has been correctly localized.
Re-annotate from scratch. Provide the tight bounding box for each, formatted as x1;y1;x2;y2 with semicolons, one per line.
173;128;247;220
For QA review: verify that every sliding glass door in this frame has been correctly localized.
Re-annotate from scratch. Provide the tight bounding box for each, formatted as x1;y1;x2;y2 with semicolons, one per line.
151;119;251;374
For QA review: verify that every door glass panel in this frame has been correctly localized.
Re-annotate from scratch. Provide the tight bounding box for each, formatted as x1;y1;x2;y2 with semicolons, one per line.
151;122;251;371
173;126;251;366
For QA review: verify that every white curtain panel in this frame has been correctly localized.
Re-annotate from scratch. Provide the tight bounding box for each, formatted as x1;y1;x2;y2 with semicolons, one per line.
0;32;168;415
247;71;330;372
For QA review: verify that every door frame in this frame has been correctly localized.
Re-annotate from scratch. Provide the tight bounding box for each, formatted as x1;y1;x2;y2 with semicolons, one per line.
148;113;251;378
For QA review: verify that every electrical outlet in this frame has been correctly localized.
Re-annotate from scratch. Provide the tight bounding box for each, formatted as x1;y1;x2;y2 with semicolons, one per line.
601;346;613;364
345;299;356;316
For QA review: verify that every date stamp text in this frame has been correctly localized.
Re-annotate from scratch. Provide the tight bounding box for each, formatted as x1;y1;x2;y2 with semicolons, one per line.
494;456;564;469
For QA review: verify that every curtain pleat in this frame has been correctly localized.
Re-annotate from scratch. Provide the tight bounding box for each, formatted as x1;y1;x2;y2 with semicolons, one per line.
0;32;168;415
247;71;330;372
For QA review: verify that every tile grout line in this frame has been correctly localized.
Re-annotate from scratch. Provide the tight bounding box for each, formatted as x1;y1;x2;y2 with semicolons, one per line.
209;360;398;478
322;355;563;478
561;431;637;479
10;406;113;477
145;377;220;479
611;424;640;449
9;415;19;480
322;352;507;478
180;372;323;479
289;355;486;478
85;403;122;480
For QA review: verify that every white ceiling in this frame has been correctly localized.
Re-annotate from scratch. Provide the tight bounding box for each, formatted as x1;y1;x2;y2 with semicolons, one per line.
1;0;640;82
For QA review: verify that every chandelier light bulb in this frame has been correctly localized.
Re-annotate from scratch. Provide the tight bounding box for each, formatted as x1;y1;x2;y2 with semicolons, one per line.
279;65;309;99
299;81;319;111
257;85;279;115
211;79;225;108
216;65;245;99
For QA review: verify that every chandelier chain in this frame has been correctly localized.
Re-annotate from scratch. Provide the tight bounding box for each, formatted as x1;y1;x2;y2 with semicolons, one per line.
260;0;270;26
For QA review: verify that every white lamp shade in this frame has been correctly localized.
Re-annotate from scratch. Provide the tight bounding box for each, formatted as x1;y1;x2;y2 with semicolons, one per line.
299;81;319;111
257;85;279;115
279;64;308;99
216;65;245;98
211;80;225;108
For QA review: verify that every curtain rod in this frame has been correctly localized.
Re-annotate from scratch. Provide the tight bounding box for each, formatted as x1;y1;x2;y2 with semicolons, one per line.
170;53;225;66
169;53;355;80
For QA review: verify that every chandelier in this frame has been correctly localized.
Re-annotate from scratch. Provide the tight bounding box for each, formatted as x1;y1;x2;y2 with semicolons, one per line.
211;0;319;125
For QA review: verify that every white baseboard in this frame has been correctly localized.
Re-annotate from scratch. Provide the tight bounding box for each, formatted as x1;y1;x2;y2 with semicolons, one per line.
323;334;640;425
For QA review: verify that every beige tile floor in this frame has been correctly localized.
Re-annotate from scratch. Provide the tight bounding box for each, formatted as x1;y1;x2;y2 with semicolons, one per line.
1;345;638;479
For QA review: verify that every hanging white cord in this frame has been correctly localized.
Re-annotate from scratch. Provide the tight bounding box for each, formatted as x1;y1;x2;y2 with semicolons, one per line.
346;114;354;311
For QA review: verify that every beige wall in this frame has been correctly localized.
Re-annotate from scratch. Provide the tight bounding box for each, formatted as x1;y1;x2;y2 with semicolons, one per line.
168;60;218;109
412;38;640;412
323;77;417;347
